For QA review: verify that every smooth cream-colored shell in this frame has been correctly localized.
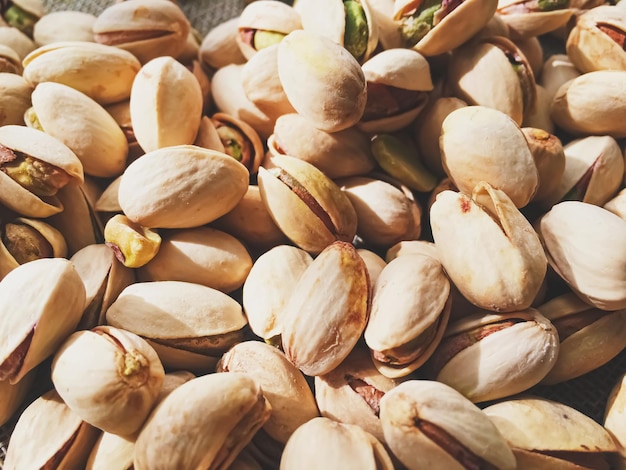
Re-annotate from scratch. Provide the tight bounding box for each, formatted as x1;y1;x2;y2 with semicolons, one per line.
605;188;626;222
497;7;574;39
31;81;128;178
362;48;433;91
539;54;580;101
539;201;626;311
118;145;249;229
605;373;626;449
199;17;247;70
0;73;32;127
0;26;36;60
33;10;97;45
86;432;135;470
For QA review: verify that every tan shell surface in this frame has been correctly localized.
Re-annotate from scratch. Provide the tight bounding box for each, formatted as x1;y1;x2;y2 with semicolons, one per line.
0;368;35;427
33;10;97;45
199;17;247;70
362;48;433;90
498;8;575;39
0;73;32;127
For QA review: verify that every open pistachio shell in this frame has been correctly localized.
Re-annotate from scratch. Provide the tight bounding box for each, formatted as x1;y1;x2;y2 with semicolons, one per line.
29;81;128;178
22;41;141;105
538;201;626;311
134;372;272;470
0;44;21;74
380;380;516;470
200;17;247;70
3;389;101;470
33;10;96;45
0;258;86;384
281;241;370;376
430;182;547;312
496;0;574;39
211;112;264;175
118;145;249;229
93;0;190;64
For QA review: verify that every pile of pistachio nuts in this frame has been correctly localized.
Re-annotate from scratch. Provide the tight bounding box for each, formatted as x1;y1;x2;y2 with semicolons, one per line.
0;0;626;467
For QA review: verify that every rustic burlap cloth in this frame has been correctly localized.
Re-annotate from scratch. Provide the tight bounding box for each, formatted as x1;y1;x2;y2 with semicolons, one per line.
1;0;625;466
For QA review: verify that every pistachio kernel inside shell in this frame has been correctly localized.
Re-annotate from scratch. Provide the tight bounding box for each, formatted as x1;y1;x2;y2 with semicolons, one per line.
499;0;569;13
94;29;170;46
362;82;427;121
491;41;534;115
240;28;286;51
24;108;44;132
0;145;72;197
214;123;252;167
346;375;385;416
93;327;151;387
343;1;369;61
596;23;626;50
150;329;245;356
2;222;53;264
0;328;34;381
3;5;38;36
551;308;607;341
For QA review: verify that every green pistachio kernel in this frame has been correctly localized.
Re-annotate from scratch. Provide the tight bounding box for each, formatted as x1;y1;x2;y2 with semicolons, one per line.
2;222;52;264
1;150;72;197
253;30;287;51
343;1;369;61
537;0;569;11
24;108;44;132
3;5;38;37
216;125;251;165
400;0;441;48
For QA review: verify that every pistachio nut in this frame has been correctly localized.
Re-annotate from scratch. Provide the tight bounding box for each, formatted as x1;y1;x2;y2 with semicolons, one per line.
539;293;626;385
0;367;34;427
0;73;32;127
394;0;498;56
566;5;626;73
258;153;357;254
217;341;319;444
0;257;86;384
496;0;574;39
138;226;252;293
194;115;226;153
267;113;376;179
32;10;96;45
0;25;35;60
605;373;626;449
447;37;537;126
0;124;84;218
440;106;538;208
211;112;264;175
522;85;555;134
551;70;626;138
0;44;20;74
538;201;626;310
134;372;272;470
315;346;404;443
379;380;516;469
277;29;367;132
430;182;547;312
93;0;190;64
104;214;161;269
365;253;451;378
357;248;386;289
1;0;43;37
281;241;370;376
211;184;288;250
429;309;559;401
605;188;626;222
130;56;203;154
22;41;142;105
199;17;247;70
365;0;404;49
522;127;565;203
412;96;467;178
70;243;135;329
3;389;100;470
514;36;544;78
27;81;128;178
106;280;247;372
385;239;439;263
294;0;379;63
539;53;580;101
117;145;249;229
541;135;624;208
0;216;67;280
51;325;165;436
484;396;623;468
237;0;302;59
242;244;313;343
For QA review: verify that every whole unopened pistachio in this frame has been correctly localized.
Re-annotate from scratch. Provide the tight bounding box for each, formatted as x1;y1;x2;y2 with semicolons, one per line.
33;10;96;45
522;127;565;203
104;214;161;269
380;380;516;469
199;17;247;70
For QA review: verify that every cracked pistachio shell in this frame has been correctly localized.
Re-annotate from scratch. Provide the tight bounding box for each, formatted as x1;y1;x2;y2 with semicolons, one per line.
134;372;272;470
280;417;394;470
0;44;21;74
29;81;128;178
277;29;367;132
515;36;544;78
605;373;626;449
0;258;86;384
33;10;96;45
447;37;537;126
315;346;404;443
242;244;313;341
484;397;622;467
22;41;141;105
211;112;264;175
365;253;451;378
440;106;538;208
258;153;357;254
3;389;100;470
496;0;574;39
394;0;498;56
338;175;422;248
538;201;626;311
200;17;247;70
0;73;32;127
431;309;559;402
93;0;190;64
138;226;252;293
522;127;565;203
359;48;433;133
118;145;249;229
106;281;247;371
539;293;626;385
380;380;516;470
0;368;34;427
566;5;626;73
0;125;84;218
237;0;302;59
551;70;626;138
281;241;370;376
130;56;203;154
217;341;319;444
0;26;35;60
430;182;547;312
51;325;165;436
605;188;626;222
268;113;376;179
541;135;624;208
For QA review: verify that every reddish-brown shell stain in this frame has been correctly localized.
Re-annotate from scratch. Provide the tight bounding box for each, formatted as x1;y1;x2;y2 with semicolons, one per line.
460;197;471;213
